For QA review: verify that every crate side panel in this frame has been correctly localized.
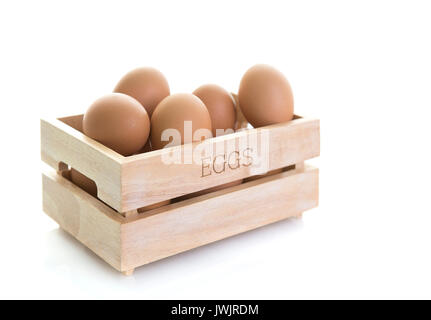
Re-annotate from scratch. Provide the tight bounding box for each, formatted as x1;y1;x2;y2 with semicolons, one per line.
121;117;320;211
269;118;320;168
121;165;319;270
42;171;123;271
41;119;123;211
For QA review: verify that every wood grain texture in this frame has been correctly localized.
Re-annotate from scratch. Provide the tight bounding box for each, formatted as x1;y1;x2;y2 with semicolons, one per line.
41;113;319;213
121;117;319;211
58;114;85;133
120;164;319;271
41;118;123;211
42;170;123;271
42;164;318;273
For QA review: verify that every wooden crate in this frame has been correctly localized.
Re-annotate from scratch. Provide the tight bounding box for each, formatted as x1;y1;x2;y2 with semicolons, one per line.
42;164;318;275
40;96;320;275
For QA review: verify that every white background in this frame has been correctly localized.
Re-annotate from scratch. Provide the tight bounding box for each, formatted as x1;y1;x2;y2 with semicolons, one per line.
1;0;430;299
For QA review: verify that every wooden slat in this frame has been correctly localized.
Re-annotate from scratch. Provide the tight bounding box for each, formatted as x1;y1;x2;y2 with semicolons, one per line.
120;117;320;211
41;114;319;213
41;118;123;211
58;114;84;133
42;164;318;273
42;170;123;271
120;164;319;271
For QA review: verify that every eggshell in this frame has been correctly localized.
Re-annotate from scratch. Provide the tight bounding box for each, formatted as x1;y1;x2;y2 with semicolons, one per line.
70;168;98;197
150;93;212;150
238;64;294;127
114;67;170;117
83;93;150;156
193;84;236;137
136;139;152;154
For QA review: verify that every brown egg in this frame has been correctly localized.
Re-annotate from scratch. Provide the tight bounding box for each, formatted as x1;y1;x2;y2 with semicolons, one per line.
238;64;294;127
150;93;212;150
70;168;98;197
193;84;236;137
83;93;150;156
135;139;152;154
114;67;170;117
